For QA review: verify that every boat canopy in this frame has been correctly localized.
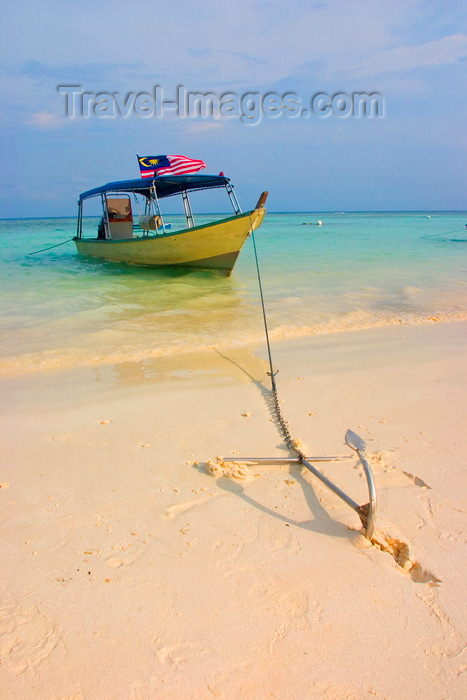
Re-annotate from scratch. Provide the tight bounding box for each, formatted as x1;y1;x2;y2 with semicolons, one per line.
79;174;230;202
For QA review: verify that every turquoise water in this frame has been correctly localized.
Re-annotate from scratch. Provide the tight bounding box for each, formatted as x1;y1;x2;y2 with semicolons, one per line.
1;212;466;374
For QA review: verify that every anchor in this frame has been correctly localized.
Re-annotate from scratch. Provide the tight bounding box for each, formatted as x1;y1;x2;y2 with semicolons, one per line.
224;428;376;540
218;221;378;541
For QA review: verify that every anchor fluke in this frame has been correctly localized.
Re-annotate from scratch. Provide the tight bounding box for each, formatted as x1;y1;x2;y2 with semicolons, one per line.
345;429;377;540
345;429;366;453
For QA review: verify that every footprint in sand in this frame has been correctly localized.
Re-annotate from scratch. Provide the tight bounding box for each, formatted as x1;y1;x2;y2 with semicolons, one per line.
105;557;123;568
417;588;466;680
45;433;74;443
0;604;60;675
165;495;212;519
156;642;208;668
371;452;431;490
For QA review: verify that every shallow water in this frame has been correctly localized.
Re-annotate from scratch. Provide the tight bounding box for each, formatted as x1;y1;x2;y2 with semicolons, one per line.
1;211;466;374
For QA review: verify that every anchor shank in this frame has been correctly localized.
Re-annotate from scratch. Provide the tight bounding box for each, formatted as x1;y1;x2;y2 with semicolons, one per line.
300;458;361;512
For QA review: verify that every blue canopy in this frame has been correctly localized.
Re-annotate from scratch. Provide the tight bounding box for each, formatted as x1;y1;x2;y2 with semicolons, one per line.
79;174;230;201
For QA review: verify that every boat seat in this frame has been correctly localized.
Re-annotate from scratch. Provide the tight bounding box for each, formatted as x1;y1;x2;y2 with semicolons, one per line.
106;197;133;239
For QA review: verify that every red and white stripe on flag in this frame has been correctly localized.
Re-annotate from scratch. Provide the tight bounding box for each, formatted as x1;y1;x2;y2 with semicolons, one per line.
156;155;206;176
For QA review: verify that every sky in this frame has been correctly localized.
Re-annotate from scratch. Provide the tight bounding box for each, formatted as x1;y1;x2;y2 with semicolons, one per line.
0;0;466;217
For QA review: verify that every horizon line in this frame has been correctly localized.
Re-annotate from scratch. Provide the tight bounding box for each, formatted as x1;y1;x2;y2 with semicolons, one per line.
2;209;467;222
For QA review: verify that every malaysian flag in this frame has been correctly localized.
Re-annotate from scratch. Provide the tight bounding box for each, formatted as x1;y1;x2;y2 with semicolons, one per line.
137;154;206;178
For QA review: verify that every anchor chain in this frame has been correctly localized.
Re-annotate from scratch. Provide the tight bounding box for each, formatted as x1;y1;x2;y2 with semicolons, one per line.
268;375;305;459
250;221;305;462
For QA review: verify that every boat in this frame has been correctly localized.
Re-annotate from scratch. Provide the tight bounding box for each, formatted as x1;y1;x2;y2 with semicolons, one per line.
74;174;268;274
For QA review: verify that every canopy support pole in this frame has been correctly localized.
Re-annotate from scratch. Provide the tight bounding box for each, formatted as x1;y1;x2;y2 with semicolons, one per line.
182;190;195;228
226;183;242;215
77;200;83;238
149;184;166;233
101;194;110;238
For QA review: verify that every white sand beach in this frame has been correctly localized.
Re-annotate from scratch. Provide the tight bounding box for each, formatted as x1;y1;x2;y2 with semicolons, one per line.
1;320;466;699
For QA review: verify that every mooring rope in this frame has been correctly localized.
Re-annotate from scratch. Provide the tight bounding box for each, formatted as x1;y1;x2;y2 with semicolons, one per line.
250;221;306;461
28;237;75;255
420;226;466;240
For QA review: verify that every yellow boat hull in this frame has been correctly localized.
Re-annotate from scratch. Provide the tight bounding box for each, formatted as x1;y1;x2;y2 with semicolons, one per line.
74;208;265;274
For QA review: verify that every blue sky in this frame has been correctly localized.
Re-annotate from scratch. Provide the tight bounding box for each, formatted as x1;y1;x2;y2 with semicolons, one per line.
0;0;466;217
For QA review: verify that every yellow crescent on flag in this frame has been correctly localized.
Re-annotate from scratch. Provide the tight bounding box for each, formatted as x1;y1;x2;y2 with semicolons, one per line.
139;157;160;168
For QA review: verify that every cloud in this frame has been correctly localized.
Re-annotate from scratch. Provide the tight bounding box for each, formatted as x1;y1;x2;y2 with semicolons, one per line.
181;120;225;135
29;111;63;128
0;1;422;90
354;33;467;77
3;2;464;116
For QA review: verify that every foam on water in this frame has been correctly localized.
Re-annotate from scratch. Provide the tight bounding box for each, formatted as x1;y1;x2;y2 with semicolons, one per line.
1;212;466;374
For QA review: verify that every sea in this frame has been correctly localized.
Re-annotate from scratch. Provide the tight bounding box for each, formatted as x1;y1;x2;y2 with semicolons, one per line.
1;212;466;377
